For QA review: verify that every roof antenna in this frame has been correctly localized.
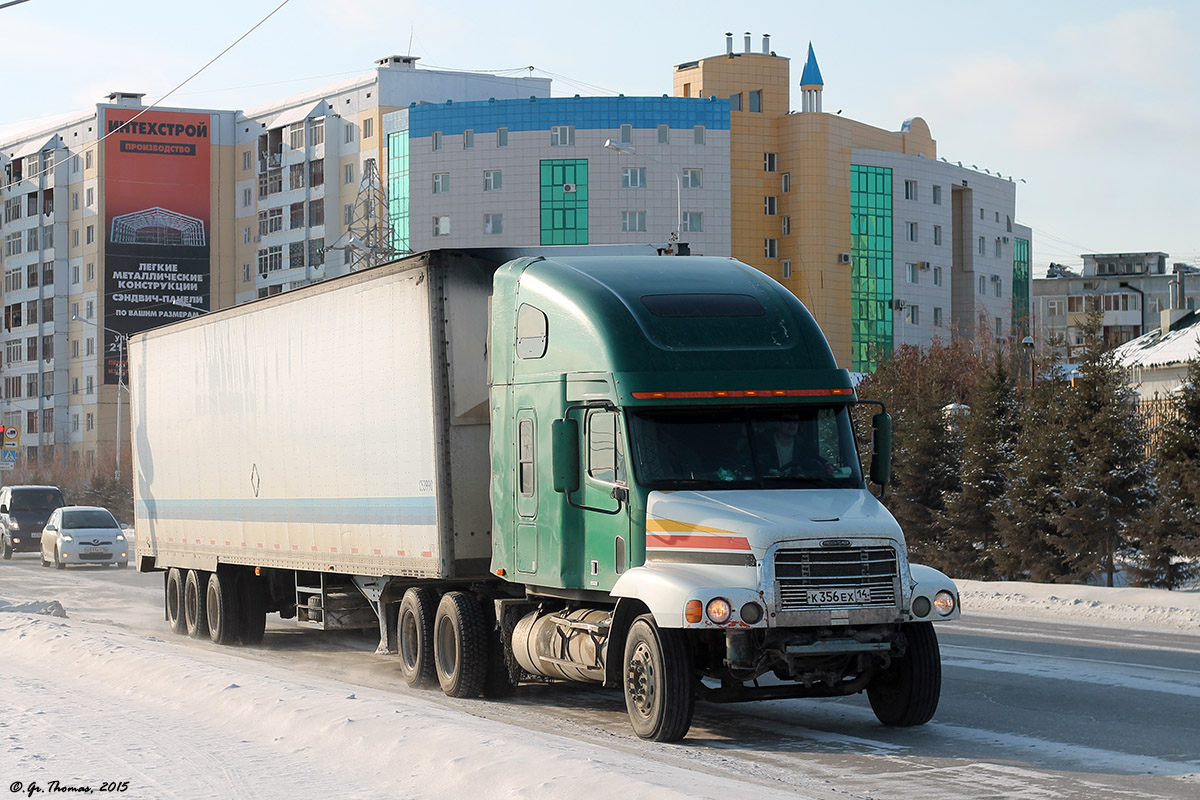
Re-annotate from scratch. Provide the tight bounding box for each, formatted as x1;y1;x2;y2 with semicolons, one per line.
407;25;414;57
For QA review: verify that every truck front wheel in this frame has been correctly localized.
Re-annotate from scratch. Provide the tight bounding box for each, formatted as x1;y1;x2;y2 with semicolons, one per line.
398;587;438;688
433;591;487;698
867;621;941;727
623;615;695;742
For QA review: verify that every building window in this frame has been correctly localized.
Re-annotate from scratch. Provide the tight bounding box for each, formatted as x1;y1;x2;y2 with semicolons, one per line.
433;216;451;237
86;300;94;319
290;203;304;230
781;215;790;236
694;125;706;145
344;204;353;225
243;151;252;170
620;211;646;232
85;150;93;170
994;238;1002;258
484;170;502;191
682;168;702;189
904;180;917;200
729;92;742;111
764;238;778;258
72;192;79;211
432;131;442;151
258;208;283;236
86;413;94;431
781;173;790;193
657;125;669;144
906;263;919;283
289;241;305;269
781;259;791;279
363;118;374;139
243;187;252;208
621;167;646;189
905;222;918;242
932;185;942;205
344;123;355;144
933;225;942;246
933;266;943;286
993;276;1002;297
243;264;251;282
1047;299;1065;316
980;207;985;220
484;213;503;235
257;245;283;274
85;187;94;207
496;127;507;147
748;89;762;113
242;226;251;245
995;317;1003;336
619;124;632;144
977;236;985;255
979;275;987;294
933;307;943;326
463;129;473;149
311;120;324;146
763;152;777;172
433;173;450;194
288;123;305;150
86;376;94;395
72;414;79;432
551;125;575;146
681;212;702;232
764;196;777;216
86;225;94;244
309;201;324;227
344;164;354;185
906;305;919;325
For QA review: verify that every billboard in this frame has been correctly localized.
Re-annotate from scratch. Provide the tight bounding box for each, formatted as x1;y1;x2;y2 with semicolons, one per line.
103;109;212;384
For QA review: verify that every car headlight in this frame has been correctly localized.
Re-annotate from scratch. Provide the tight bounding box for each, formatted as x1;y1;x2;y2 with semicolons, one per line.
705;597;732;625
116;534;125;542
933;590;956;616
9;521;18;530
61;534;73;542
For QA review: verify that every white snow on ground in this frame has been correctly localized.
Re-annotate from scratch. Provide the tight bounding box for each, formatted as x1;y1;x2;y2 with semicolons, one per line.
2;571;1198;800
957;579;1200;632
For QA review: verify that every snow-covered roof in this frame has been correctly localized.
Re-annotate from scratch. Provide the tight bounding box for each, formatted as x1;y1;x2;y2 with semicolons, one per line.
1113;311;1200;369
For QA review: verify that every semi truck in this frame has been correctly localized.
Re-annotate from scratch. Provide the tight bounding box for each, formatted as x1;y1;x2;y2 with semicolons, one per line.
132;248;960;742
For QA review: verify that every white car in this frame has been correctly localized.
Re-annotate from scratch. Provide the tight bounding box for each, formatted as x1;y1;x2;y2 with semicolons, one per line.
40;506;129;569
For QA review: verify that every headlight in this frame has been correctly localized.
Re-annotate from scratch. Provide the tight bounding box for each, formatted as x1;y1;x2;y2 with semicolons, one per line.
933;590;956;616
9;521;18;530
739;602;763;625
116;534;125;542
61;534;74;542
705;597;732;624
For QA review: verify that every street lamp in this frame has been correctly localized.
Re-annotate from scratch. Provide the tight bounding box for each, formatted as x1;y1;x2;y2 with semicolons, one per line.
73;315;127;482
603;139;683;249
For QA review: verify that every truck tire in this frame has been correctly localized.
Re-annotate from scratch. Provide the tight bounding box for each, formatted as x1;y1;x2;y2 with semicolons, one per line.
166;568;188;635
236;571;267;646
184;570;209;639
206;571;242;645
398;587;438;688
433;591;487;698
868;621;941;727
623;615;695;742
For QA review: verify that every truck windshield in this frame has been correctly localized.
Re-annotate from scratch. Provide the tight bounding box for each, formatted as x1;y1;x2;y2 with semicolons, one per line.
628;405;863;490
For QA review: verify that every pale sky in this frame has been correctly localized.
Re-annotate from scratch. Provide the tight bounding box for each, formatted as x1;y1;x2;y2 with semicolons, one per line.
3;0;1197;273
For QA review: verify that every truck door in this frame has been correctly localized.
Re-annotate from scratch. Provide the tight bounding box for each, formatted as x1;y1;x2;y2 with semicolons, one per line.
571;407;630;591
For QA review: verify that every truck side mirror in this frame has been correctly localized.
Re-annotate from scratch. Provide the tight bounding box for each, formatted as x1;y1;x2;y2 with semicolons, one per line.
551;418;580;493
869;412;892;486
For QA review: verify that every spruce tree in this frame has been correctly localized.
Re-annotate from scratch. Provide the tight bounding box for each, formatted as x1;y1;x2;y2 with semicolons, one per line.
1129;357;1200;587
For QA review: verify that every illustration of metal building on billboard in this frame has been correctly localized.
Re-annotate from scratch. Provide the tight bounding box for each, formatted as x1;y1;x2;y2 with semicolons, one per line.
110;207;206;247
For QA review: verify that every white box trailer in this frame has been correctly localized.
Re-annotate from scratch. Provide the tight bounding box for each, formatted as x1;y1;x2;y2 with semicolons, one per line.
132;250;495;582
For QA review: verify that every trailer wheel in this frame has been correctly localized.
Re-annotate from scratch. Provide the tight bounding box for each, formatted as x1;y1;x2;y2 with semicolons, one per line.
166;568;187;635
206;570;242;645
236;571;267;646
398;587;438;688
623;615;695;742
867;621;941;727
433;591;487;698
183;570;209;639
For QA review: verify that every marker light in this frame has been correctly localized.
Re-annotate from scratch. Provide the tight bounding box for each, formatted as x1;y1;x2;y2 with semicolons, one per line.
705;597;732;624
633;388;854;400
685;600;703;623
933;590;956;616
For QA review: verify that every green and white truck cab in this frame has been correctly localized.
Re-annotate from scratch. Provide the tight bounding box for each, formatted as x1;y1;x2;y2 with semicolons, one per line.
489;254;958;740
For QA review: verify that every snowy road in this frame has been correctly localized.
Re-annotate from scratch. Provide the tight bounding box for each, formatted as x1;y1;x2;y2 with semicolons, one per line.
2;556;1198;799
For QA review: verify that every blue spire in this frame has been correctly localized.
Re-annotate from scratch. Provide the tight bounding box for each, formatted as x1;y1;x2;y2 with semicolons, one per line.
800;42;824;86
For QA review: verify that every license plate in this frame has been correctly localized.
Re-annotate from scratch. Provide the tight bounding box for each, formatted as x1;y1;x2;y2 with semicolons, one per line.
807;588;871;605
31;532;41;538
84;546;104;553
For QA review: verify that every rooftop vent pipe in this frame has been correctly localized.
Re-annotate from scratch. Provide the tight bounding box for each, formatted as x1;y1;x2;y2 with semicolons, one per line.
762;34;770;54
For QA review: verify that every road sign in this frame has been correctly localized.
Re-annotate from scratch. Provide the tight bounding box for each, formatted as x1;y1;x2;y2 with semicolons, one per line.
1;449;18;462
1;425;18;449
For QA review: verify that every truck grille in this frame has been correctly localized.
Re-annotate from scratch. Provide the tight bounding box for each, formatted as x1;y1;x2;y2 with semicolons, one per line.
775;546;899;610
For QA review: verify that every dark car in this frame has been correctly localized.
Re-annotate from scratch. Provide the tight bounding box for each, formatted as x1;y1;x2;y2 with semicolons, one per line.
0;485;67;559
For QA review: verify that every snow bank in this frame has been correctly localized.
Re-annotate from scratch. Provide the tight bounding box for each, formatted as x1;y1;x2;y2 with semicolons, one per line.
0;596;67;617
958;579;1200;632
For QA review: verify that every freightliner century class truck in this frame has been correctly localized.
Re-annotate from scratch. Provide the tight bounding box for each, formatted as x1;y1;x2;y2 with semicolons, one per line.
132;248;960;742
